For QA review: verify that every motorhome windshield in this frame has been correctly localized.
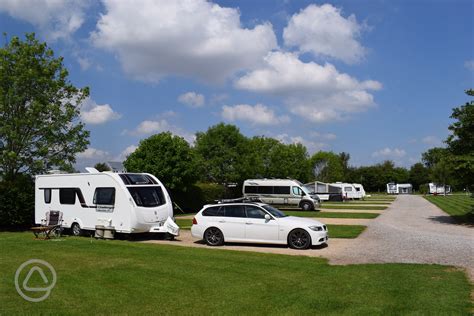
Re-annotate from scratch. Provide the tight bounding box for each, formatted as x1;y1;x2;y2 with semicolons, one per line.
128;186;165;207
301;186;311;195
262;205;288;218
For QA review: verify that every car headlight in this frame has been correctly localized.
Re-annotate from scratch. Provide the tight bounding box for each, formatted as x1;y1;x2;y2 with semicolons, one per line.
309;225;323;231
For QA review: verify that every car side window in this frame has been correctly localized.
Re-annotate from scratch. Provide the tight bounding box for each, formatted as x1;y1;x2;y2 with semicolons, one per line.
224;205;245;217
203;206;220;216
245;206;266;219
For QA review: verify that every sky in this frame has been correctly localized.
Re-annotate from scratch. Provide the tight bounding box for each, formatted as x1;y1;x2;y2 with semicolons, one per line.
0;0;472;171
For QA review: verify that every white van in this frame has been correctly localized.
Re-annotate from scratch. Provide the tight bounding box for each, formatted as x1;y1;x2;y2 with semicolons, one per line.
243;179;320;211
35;169;179;237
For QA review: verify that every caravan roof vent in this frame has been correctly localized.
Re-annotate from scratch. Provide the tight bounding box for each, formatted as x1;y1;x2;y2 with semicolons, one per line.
106;161;126;173
85;167;100;174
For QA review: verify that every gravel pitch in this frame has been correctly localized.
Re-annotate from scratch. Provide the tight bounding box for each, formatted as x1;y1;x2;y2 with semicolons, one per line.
328;195;474;280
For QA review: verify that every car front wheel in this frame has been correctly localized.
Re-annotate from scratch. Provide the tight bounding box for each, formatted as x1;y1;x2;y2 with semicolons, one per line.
300;201;314;211
204;227;224;246
288;229;311;249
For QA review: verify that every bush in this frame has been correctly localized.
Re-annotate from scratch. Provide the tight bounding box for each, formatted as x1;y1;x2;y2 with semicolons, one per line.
419;184;429;195
171;182;227;213
0;175;35;227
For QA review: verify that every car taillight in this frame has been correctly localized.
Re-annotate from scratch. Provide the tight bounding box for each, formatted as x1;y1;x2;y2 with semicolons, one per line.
192;217;197;225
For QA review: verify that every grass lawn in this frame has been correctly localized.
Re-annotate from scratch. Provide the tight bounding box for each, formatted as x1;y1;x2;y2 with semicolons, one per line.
424;194;474;225
320;205;387;210
175;218;367;238
0;232;471;314
323;201;391;205
283;210;379;219
326;225;366;238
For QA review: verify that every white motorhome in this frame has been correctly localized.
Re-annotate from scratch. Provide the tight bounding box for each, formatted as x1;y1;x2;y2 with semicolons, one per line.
304;181;343;201
35;169;179;236
243;179;320;211
330;182;360;200
429;183;451;195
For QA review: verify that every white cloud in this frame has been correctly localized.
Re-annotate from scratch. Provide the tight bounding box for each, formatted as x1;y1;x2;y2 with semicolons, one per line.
77;57;92;71
464;60;474;71
91;0;277;83
77;147;109;160
283;4;366;64
80;97;121;125
235;52;381;122
221;103;290;125
372;147;406;158
0;0;89;41
115;145;137;161
422;136;442;146
311;131;337;140
276;133;327;154
127;119;195;143
178;92;205;108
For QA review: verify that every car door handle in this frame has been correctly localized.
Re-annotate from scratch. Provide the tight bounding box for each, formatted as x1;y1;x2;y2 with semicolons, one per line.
218;220;226;223
245;222;253;225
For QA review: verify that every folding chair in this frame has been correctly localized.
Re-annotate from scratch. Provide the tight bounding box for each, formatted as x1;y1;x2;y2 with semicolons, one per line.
31;211;64;239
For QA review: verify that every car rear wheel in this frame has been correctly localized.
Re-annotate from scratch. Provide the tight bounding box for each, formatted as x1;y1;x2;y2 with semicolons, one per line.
288;229;311;249
204;227;224;246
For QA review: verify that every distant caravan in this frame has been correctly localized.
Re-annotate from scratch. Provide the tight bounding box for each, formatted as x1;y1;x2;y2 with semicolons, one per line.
428;183;451;195
35;169;179;237
243;179;320;211
304;181;343;201
386;182;413;194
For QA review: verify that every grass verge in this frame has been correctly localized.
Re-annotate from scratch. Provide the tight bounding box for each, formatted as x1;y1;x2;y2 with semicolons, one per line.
284;211;379;219
0;232;471;314
424;194;474;225
320;205;387;210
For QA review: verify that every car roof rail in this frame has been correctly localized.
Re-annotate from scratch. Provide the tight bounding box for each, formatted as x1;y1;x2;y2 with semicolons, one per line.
215;197;262;204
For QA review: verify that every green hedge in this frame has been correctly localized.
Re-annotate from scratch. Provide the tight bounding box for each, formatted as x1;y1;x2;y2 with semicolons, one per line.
0;175;35;227
171;182;228;213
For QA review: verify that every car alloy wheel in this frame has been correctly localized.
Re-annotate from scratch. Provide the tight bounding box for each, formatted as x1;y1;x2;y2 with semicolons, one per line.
288;229;311;249
204;227;224;246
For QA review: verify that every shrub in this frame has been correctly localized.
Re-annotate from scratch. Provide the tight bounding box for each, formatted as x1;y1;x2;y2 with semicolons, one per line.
0;175;34;227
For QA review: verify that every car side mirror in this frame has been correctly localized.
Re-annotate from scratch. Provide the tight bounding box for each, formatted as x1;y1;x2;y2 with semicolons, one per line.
264;214;271;221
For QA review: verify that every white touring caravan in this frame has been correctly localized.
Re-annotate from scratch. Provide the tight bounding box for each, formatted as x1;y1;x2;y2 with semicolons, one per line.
352;183;367;199
243;179;320;211
386;182;413;194
35;169;179;237
429;183;451;195
304;181;343;201
330;182;360;200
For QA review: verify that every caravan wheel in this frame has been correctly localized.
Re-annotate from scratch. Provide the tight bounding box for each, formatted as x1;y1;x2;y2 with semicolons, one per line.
300;202;314;211
71;223;82;236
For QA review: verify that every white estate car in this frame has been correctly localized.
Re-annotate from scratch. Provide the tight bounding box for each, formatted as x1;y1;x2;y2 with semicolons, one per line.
191;202;328;249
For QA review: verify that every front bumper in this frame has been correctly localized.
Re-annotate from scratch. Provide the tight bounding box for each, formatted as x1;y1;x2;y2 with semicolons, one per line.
309;230;328;245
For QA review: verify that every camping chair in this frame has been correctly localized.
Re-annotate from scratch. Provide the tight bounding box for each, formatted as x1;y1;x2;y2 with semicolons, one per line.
31;211;63;239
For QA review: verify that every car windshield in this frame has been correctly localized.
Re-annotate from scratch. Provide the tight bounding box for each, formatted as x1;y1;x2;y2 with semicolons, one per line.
262;205;288;218
301;186;311;195
127;186;165;207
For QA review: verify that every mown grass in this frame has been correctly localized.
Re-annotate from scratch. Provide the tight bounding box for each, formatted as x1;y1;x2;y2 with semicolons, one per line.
323;201;391;205
326;225;366;238
320;205;387;210
0;232;471;314
175;218;368;238
424;194;474;225
284;211;379;219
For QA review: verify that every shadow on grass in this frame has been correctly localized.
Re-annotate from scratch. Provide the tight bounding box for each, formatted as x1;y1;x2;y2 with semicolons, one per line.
428;215;474;227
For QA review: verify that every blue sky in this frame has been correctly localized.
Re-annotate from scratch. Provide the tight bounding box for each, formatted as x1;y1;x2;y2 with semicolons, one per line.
1;0;472;170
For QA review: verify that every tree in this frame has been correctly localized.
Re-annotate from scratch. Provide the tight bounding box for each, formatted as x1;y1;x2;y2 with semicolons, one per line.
339;152;351;178
409;163;430;191
124;132;198;191
194;123;249;184
0;34;90;179
266;142;312;182
94;162;110;172
310;151;344;183
430;159;452;196
422;147;449;169
445;89;474;190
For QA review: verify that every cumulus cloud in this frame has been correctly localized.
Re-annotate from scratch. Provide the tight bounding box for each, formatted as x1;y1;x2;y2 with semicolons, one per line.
178;92;205;108
276;133;327;154
0;0;89;41
283;4;366;64
421;136;442;146
126;119;195;143
77;147;109;160
221;103;290;125
311;131;337;140
235;52;381;122
91;0;277;83
372;147;406;158
115;145;137;161
464;60;474;71
80;97;121;125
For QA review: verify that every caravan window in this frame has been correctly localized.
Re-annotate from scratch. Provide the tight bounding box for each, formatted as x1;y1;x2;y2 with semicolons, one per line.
44;189;51;204
128;186;165;207
59;188;76;205
344;187;353;192
244;186;258;194
94;188;116;205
